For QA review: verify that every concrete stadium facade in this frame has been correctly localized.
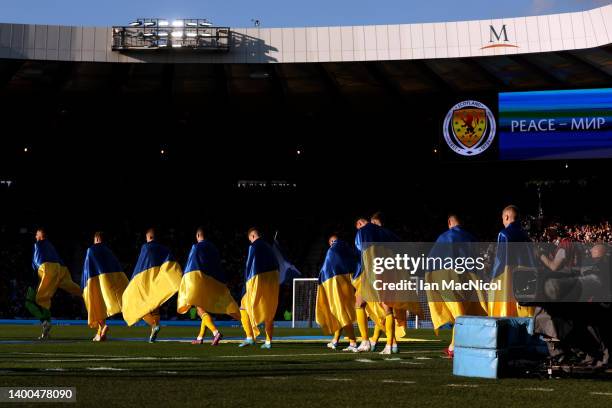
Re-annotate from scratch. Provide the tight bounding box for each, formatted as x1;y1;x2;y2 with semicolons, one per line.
0;4;611;64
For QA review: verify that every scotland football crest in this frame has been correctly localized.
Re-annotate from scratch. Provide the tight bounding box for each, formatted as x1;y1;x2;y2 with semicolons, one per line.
443;100;496;156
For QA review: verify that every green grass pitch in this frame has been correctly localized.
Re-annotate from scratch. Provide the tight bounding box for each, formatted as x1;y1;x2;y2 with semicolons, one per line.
1;325;611;407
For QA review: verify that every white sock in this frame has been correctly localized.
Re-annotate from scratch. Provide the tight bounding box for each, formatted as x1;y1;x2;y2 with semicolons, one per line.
212;330;219;336
265;341;271;345
196;336;203;341
245;337;253;341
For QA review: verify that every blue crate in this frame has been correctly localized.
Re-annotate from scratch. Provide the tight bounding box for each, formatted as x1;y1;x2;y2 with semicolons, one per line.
454;316;534;350
453;347;508;379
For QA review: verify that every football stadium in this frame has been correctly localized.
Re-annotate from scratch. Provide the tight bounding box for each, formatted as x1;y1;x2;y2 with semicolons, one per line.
1;1;612;406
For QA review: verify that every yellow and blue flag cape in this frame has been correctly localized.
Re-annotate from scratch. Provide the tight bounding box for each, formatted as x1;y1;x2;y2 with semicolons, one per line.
177;240;239;316
32;240;82;310
488;221;535;317
354;223;421;335
122;241;183;326
81;243;129;328
425;226;487;331
315;240;357;334
241;238;280;334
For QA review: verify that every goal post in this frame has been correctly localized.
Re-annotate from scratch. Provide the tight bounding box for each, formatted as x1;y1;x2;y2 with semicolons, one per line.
290;277;433;329
291;278;319;329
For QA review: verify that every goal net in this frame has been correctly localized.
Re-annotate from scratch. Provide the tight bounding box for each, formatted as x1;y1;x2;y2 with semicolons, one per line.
291;278;319;328
291;277;434;329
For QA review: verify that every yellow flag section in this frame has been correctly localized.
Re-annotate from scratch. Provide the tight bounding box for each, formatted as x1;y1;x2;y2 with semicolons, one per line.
425;226;487;331
81;243;129;328
177;240;239;315
242;238;280;335
315;240;357;334
32;239;82;309
488;222;535;318
425;269;488;329
355;223;421;339
122;241;182;326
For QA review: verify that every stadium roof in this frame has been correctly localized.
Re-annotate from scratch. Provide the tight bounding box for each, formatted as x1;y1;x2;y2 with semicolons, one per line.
1;4;611;64
0;4;610;109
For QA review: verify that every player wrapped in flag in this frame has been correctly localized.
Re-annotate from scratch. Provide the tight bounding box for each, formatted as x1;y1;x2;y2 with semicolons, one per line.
354;218;422;354
315;235;359;351
425;215;487;357
488;206;535;317
81;232;129;341
239;228;280;349
177;227;240;345
26;228;82;340
122;228;182;342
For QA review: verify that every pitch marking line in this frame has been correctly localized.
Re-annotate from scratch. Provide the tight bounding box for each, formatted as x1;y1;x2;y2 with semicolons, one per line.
400;362;424;365
355;358;376;363
7;352;126;358
219;353;347;358
318;378;353;382
17;357;199;362
447;384;479;388
259;376;289;380
590;392;612;396
382;380;416;384
86;367;129;371
522;388;554;392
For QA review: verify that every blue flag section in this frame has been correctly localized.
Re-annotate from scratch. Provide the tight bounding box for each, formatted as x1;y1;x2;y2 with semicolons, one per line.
490;222;535;281
183;240;229;284
81;243;124;288
131;241;176;279
318;240;357;284
354;222;398;281
32;240;64;270
245;238;280;283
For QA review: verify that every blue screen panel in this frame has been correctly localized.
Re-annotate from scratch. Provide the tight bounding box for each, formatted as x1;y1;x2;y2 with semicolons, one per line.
498;88;612;160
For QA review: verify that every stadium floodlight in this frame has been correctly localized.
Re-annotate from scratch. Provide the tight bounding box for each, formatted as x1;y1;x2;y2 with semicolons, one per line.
112;19;230;51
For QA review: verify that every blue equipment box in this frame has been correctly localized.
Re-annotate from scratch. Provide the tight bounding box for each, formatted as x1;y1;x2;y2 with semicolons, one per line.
454;315;534;350
453;316;548;379
453;347;508;379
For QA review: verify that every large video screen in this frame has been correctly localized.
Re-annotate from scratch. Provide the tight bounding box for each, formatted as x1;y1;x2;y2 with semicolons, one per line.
498;88;612;160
